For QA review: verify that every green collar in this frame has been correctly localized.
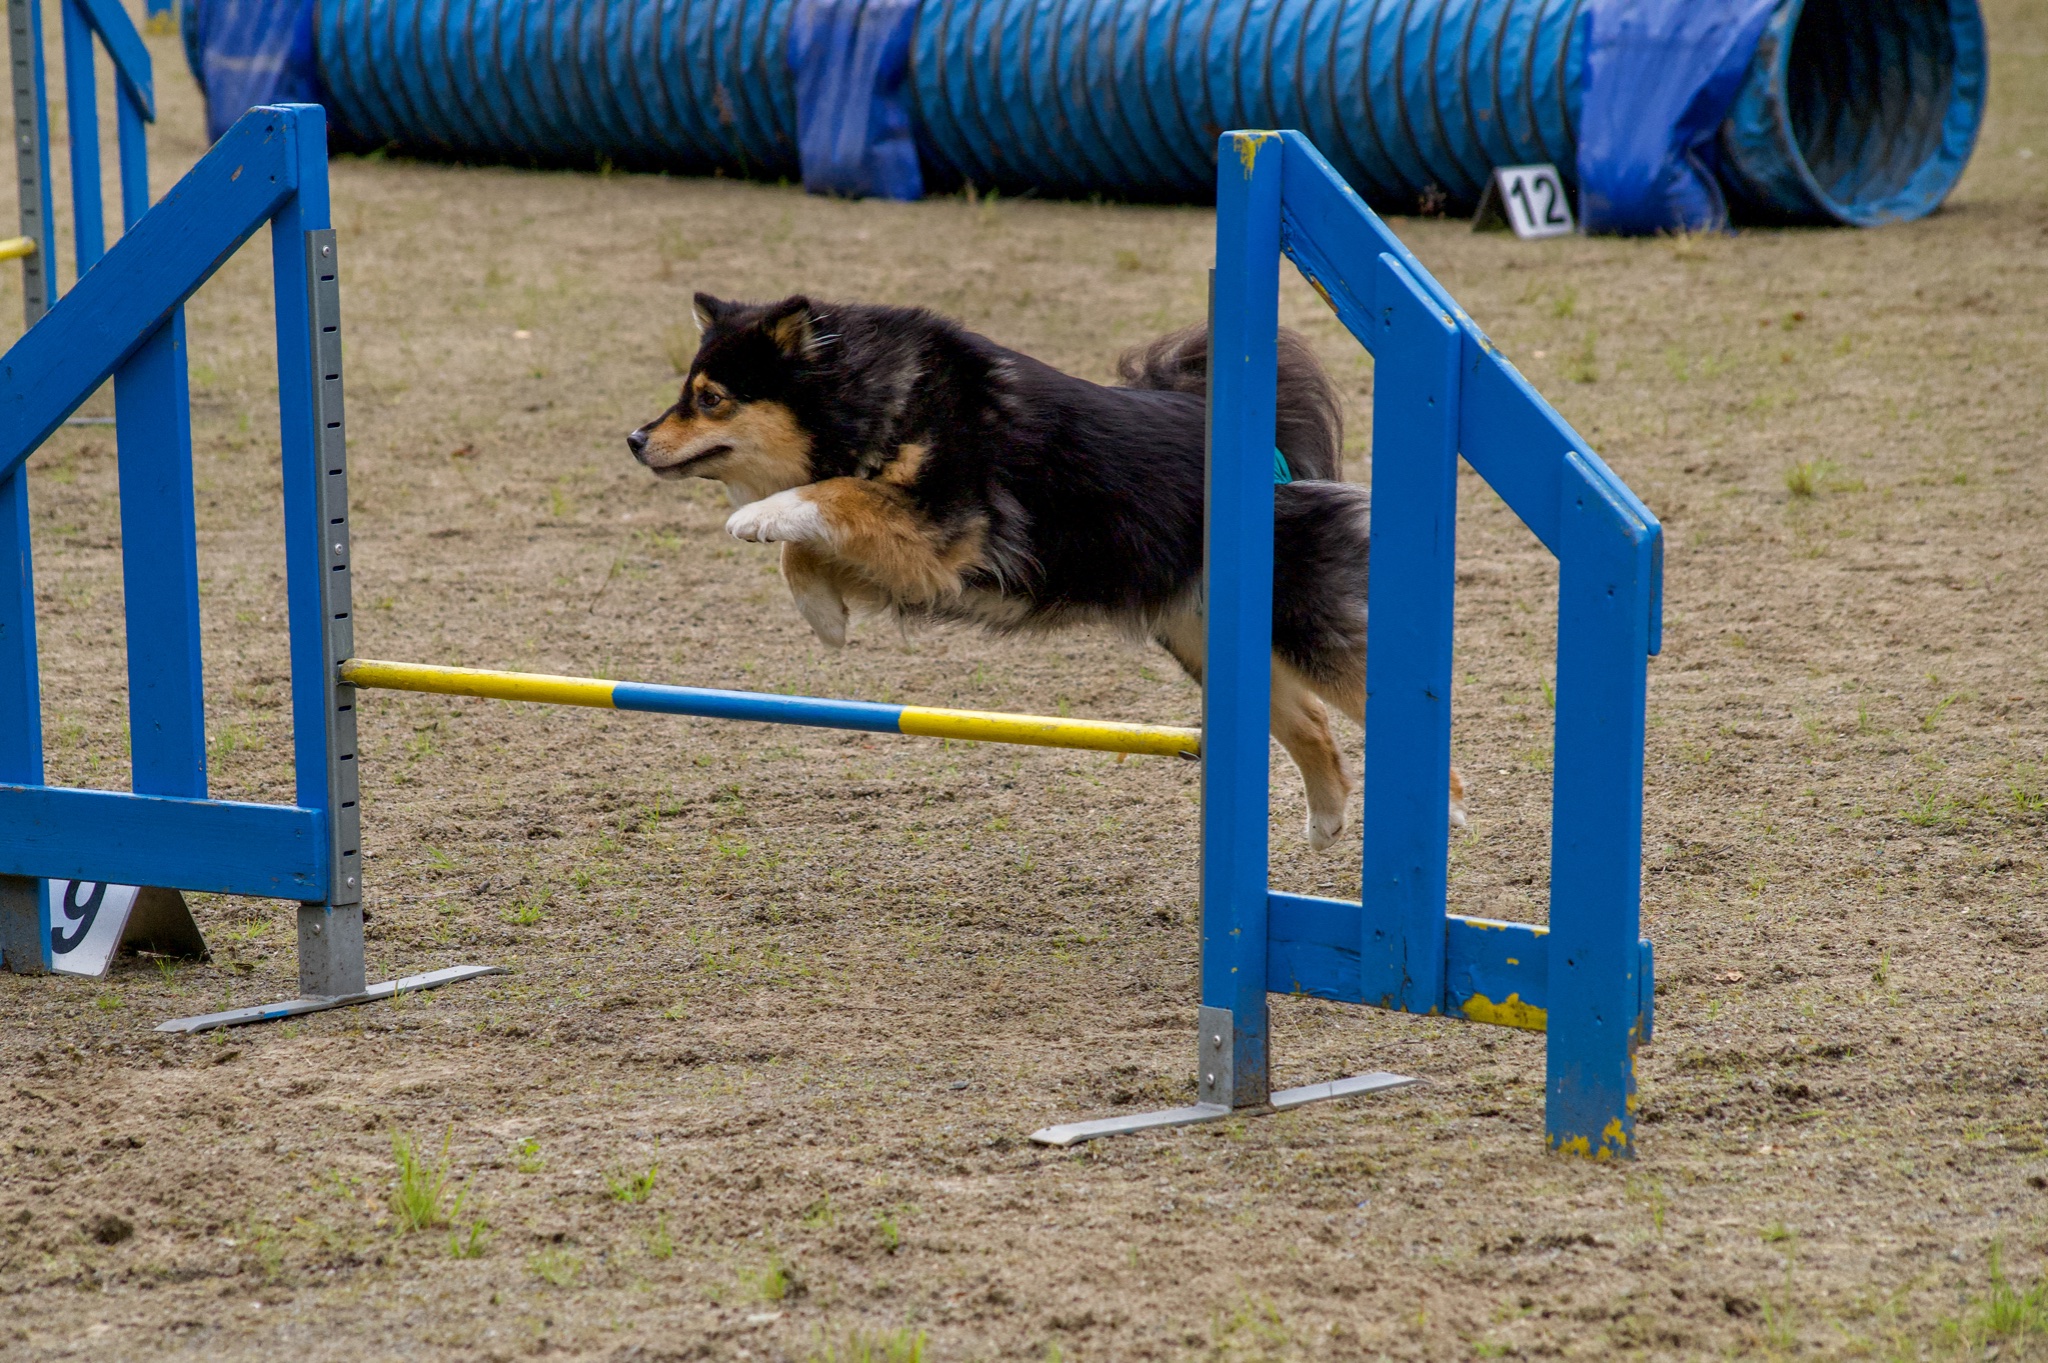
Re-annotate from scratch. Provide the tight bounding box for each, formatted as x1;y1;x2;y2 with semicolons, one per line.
1272;447;1294;484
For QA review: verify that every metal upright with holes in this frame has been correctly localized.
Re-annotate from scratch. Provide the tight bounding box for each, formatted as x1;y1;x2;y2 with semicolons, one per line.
287;227;368;998
7;0;53;320
1030;130;1662;1158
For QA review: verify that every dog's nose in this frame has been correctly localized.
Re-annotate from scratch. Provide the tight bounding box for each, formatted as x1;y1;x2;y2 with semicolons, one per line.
626;428;649;458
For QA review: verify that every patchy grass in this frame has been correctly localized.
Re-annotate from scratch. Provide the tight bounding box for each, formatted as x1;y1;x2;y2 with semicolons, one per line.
389;1127;468;1234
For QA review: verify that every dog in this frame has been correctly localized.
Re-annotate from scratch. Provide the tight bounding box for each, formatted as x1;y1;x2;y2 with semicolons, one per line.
627;293;1466;847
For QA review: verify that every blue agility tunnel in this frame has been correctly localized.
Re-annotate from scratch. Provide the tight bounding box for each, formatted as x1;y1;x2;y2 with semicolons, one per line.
184;0;1985;233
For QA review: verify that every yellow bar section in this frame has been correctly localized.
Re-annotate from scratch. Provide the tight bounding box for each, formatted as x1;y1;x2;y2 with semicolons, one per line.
340;659;617;709
0;236;34;262
899;705;1199;758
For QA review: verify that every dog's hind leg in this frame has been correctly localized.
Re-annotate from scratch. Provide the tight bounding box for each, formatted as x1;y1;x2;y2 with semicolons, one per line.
1296;662;1467;831
779;542;851;647
1154;607;1354;850
1272;660;1354;850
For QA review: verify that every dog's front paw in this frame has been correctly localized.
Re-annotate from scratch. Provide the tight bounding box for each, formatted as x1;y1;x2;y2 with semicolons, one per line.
726;489;827;544
1448;765;1469;831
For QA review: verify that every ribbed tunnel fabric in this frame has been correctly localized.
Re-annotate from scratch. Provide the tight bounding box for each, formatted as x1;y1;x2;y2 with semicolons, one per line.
291;0;1984;228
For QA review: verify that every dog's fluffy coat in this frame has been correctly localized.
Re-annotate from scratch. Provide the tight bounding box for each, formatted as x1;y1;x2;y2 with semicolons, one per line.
628;293;1464;845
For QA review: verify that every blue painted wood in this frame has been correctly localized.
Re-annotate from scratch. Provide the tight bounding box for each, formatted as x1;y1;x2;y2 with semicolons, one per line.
1546;450;1656;1158
66;0;150;117
1266;891;1362;1002
60;0;102;275
1444;915;1550;1025
1279;131;1666;655
0;106;303;478
60;0;152;238
1267;891;1552;1025
0;783;325;897
115;82;148;231
1276;132;1461;326
270;104;338;900
1249;132;1662;1154
0;467;49;966
115;311;206;799
1358;252;1460;1015
1203;130;1284;1107
1638;937;1655;1044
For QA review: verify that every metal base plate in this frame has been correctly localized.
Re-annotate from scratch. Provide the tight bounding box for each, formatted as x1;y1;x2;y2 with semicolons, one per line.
1029;1070;1418;1147
155;964;505;1034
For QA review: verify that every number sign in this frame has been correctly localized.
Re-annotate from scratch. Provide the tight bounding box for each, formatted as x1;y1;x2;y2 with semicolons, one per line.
1472;164;1575;240
48;881;208;977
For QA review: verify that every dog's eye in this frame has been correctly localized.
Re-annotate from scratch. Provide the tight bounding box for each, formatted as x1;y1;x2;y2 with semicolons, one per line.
694;388;727;414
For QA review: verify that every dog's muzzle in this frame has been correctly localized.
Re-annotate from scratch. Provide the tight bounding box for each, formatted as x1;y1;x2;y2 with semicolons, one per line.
626;428;651;461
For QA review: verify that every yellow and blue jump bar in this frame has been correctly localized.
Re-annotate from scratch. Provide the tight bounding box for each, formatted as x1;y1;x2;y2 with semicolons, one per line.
339;660;1200;759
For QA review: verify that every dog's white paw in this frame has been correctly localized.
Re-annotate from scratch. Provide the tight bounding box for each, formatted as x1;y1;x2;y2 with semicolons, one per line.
1305;807;1345;851
1449;795;1469;831
726;489;827;544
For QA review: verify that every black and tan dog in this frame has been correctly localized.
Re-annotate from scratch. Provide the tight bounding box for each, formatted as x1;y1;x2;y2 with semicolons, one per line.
627;293;1465;847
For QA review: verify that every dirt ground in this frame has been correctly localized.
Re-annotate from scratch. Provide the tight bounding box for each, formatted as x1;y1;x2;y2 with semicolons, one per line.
4;6;2047;1360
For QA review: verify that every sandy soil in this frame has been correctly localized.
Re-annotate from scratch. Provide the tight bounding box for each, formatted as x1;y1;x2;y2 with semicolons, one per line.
3;6;2048;1360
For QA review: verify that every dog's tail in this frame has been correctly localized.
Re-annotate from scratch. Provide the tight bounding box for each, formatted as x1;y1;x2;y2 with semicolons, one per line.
1115;323;1344;481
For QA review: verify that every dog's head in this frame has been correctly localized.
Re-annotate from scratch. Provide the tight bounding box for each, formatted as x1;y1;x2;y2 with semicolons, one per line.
627;293;827;505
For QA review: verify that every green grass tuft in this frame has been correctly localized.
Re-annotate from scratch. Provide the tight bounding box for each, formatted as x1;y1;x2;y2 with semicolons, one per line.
390;1127;468;1234
807;1327;927;1363
605;1159;658;1204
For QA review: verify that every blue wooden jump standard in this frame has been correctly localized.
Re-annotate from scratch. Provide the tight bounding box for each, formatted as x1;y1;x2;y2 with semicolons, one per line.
0;103;500;1024
1031;132;1661;1159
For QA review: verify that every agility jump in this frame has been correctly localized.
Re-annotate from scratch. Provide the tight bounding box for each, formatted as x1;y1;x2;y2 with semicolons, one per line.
0;103;1657;1157
338;660;1201;760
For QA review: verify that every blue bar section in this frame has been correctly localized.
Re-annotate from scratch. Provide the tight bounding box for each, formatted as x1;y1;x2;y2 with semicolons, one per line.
0;106;300;480
1357;251;1459;1016
115;312;207;800
610;680;905;734
1201;131;1282;1106
0;784;325;898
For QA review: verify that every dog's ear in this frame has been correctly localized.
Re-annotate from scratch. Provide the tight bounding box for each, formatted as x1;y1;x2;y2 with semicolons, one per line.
692;292;734;334
761;296;819;357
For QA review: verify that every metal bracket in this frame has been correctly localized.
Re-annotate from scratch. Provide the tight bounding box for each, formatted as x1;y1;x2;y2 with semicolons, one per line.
1031;1068;1419;1148
1196;1003;1234;1106
1031;1006;1418;1147
7;0;49;322
157;964;506;1033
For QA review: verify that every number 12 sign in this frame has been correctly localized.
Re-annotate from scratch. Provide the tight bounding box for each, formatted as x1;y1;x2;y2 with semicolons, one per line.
1473;164;1575;240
